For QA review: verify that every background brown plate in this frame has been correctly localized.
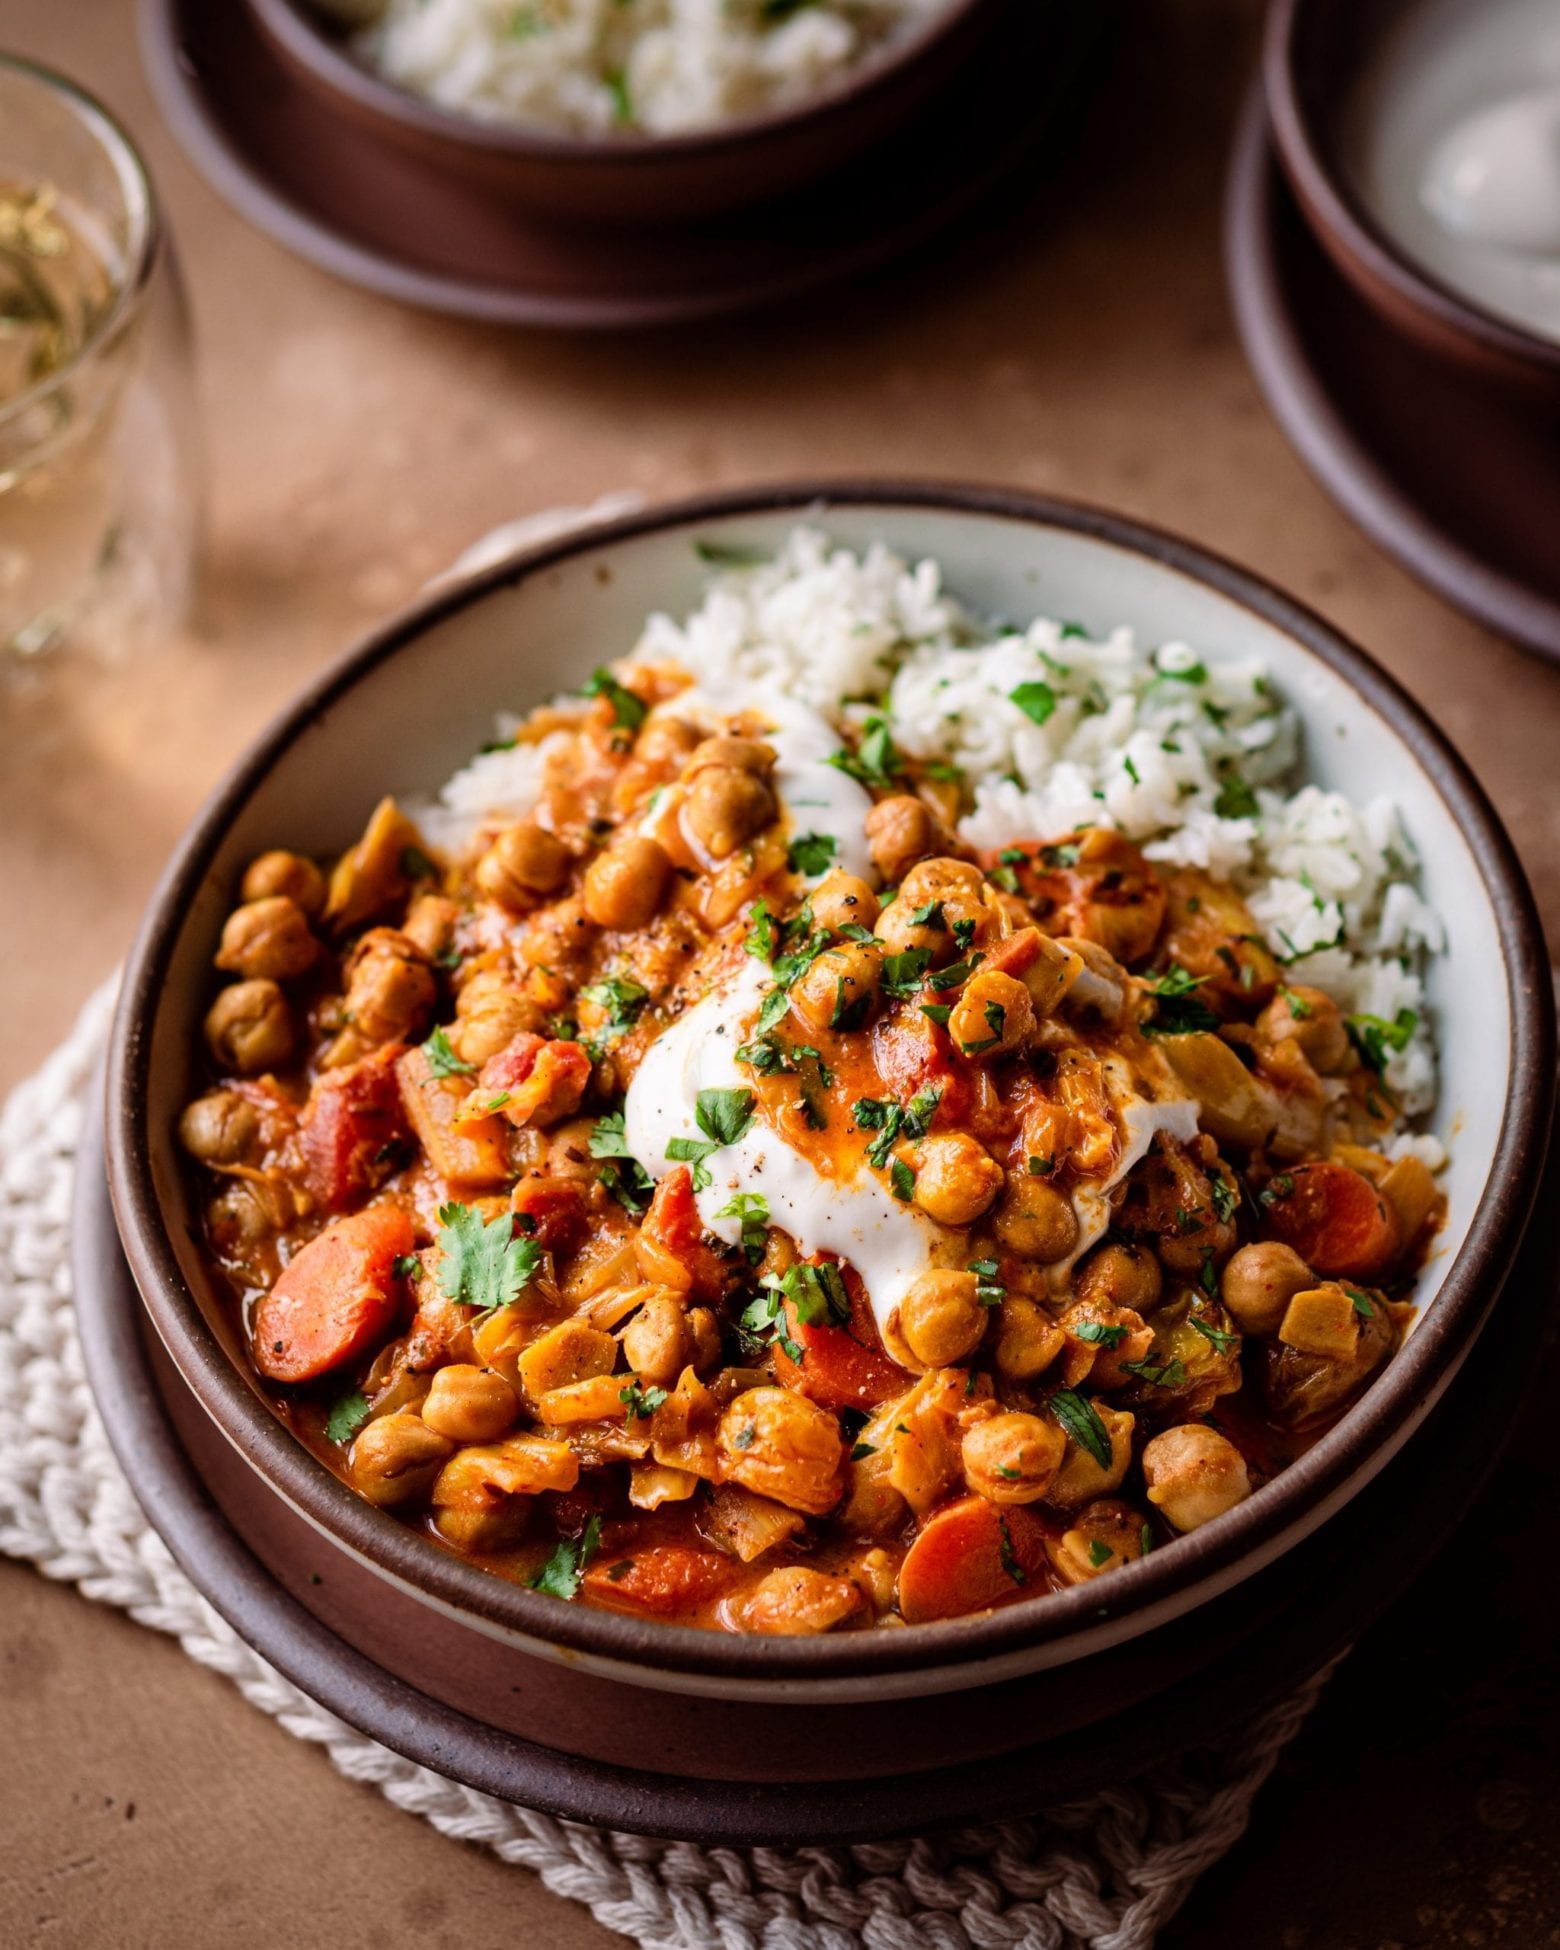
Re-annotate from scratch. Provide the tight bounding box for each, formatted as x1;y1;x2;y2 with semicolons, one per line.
75;1074;1557;1843
138;0;1104;329
1224;89;1560;667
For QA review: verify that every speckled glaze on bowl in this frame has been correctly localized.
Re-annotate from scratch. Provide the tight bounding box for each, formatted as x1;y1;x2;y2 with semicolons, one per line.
245;0;1008;225
105;484;1554;1783
1264;0;1560;398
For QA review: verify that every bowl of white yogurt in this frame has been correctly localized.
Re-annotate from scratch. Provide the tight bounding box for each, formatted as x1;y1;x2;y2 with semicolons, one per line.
1265;0;1560;391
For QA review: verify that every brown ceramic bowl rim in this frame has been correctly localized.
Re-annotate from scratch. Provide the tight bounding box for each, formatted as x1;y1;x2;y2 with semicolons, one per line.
1263;0;1560;382
107;481;1555;1685
246;0;992;166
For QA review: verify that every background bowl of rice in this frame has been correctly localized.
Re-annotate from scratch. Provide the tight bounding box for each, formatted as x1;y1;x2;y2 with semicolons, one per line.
243;0;1014;225
105;483;1554;1796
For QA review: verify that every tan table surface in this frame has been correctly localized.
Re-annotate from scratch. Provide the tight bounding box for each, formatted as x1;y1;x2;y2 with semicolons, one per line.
5;3;1560;1946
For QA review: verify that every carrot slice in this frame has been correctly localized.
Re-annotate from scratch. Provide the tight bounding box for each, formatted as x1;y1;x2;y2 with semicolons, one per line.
581;1545;738;1618
897;1496;1049;1624
1261;1161;1402;1280
253;1203;413;1383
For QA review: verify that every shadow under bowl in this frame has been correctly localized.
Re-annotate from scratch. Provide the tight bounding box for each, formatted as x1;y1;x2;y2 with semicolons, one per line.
1263;0;1560;399
245;0;1009;226
104;483;1555;1787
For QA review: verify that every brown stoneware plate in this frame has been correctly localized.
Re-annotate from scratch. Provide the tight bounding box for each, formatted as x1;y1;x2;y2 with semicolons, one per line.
1264;0;1560;397
1225;92;1560;669
73;1080;1560;1838
246;0;1003;227
101;484;1555;1792
138;0;1099;327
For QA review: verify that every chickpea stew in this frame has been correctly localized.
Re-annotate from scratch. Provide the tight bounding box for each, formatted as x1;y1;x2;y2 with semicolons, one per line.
181;546;1446;1637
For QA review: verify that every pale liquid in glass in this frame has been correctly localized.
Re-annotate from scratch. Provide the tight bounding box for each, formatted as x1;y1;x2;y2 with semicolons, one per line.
0;179;136;656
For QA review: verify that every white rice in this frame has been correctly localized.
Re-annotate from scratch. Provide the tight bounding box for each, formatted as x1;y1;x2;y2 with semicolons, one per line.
424;526;1444;1119
353;0;954;138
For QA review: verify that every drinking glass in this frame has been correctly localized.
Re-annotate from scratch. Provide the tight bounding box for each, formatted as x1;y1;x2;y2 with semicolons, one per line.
0;55;200;676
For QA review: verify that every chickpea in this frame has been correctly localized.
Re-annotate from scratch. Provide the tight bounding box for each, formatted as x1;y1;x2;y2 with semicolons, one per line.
1049;1498;1148;1583
582;834;672;930
430;1448;536;1551
453;969;540;1066
683;766;776;860
214;896;318;983
791;941;883;1037
810;868;879;936
948;970;1034;1059
637;716;702;768
241;848;326;919
874;898;952;963
621;1290;696;1387
717;1386;845;1516
687;1305;722;1374
421;1365;520;1444
898;856;984;907
859;797;934;883
402;893;459;962
1058;1299;1153;1389
341;930;435;1049
178;1088;260;1166
204;979;294;1074
1047;1400;1135;1508
912;1132;1004;1227
895;1269;987;1369
1258;983;1350;1074
684;734;775;777
993;1296;1066;1379
349;1411;453;1509
1075;1242;1163;1315
992;1170;1080;1263
961;1411;1066;1503
1221;1241;1314;1336
208;1179;283;1255
1141;1423;1252;1532
741;1565;864;1636
475;819;572;912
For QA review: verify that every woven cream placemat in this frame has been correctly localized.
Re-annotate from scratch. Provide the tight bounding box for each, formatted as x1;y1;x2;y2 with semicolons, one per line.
0;979;1335;1950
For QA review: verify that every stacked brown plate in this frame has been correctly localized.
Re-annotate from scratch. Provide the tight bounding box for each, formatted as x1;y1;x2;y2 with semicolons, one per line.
1226;0;1560;665
138;0;1109;328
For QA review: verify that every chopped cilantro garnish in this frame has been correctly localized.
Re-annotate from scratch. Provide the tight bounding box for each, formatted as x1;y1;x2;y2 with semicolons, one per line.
744;898;777;963
1278;985;1313;1020
1346;1286;1377;1319
1040;841;1081;869
717;1190;769;1264
787;831;837;877
998;1516;1027;1586
435;1202;542;1314
889;1157;915;1201
831;976;871;1031
1189;1314;1238;1353
421;1025;475;1079
693;538;767;567
827;715;904;791
1260;1173;1296;1207
1121;1356;1188;1389
1072;1320;1127;1349
620;1380;669;1420
970;1258;1004;1306
580;975;650;1034
1142;964;1220;1037
1210;1175;1238;1224
1027;1154;1055;1177
324;1390;371;1445
1346;1008;1418;1075
850;1440;877;1462
920;1002;953;1026
1213;771;1259;820
400;844;437;880
1010;680;1057;727
881;946;934;998
927;953;984;992
529;1516;603;1600
392;1253;421;1282
582;666;645;729
1087;1538;1114;1569
1049;1388;1111;1468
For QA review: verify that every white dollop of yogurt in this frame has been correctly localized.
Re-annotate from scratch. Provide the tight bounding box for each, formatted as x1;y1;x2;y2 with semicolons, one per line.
623;959;946;1341
1421;87;1560;256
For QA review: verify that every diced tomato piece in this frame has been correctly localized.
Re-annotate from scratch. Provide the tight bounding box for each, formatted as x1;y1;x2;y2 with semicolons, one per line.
641;1167;730;1300
774;1265;911;1412
1261;1161;1402;1280
511;1176;588;1256
478;1034;591;1128
298;1045;409;1212
875;1012;973;1125
253;1203;413;1384
581;1544;738;1618
897;1497;1049;1624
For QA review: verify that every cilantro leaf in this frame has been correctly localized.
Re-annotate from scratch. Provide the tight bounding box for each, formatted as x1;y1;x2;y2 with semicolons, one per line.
620;1380;669;1420
324;1390;371;1445
696;1087;756;1148
787;831;837;877
529;1516;603;1600
717;1190;769;1264
1189;1314;1238;1353
582;667;646;731
435;1202;542;1313
421;1025;475;1079
744;899;777;963
1072;1320;1127;1348
580;976;650;1034
827;715;904;791
1010;680;1057;726
1346;1008;1418;1076
1049;1388;1111;1468
1213;771;1259;819
1142;964;1220;1037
